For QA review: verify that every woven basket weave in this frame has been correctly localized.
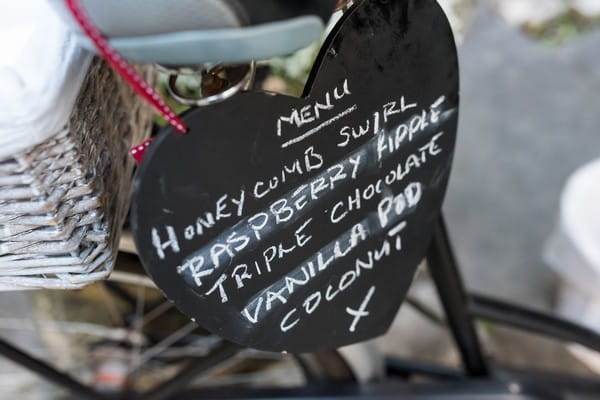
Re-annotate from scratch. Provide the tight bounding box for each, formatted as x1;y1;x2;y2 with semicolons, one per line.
0;58;153;290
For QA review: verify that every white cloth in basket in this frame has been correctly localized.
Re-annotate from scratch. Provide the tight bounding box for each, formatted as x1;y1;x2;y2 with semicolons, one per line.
543;158;600;373
0;0;92;160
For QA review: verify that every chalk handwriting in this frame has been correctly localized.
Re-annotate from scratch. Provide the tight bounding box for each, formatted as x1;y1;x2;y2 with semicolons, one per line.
277;78;352;139
155;90;455;335
277;230;405;332
253;147;324;199
281;105;357;149
346;286;376;332
337;96;442;148
244;182;422;325
155;100;454;261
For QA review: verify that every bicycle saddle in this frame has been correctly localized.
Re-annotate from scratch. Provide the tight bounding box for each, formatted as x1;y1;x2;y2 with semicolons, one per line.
49;0;338;65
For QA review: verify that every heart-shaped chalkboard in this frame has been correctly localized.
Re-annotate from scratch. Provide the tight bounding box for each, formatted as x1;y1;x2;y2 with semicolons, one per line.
132;0;458;352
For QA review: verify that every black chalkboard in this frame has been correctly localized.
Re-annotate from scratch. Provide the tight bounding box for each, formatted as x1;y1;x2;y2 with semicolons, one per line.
131;0;459;353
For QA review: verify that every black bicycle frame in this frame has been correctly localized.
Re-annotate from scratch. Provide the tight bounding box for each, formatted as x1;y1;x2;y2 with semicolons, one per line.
1;214;599;399
426;217;600;371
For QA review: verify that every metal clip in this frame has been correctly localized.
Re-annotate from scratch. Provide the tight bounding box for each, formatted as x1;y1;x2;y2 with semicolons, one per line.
158;62;256;107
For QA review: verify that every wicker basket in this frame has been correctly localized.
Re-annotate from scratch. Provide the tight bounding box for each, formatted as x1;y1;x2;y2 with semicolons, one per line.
0;58;153;290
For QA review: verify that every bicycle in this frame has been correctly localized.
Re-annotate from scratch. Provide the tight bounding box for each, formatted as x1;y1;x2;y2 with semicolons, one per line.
0;0;599;399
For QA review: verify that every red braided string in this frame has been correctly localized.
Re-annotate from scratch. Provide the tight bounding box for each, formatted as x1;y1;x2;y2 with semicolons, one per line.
64;0;188;135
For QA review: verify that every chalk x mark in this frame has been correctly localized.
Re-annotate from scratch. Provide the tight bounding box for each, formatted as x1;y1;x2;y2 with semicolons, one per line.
281;105;358;149
346;286;376;332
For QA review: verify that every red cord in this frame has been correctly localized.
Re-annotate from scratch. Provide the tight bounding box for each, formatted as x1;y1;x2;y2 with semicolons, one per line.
64;0;188;135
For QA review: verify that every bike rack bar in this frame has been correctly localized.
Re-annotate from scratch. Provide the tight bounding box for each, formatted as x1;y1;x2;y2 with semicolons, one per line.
385;356;464;381
469;293;600;353
0;337;106;400
173;380;554;399
139;341;240;400
426;216;489;377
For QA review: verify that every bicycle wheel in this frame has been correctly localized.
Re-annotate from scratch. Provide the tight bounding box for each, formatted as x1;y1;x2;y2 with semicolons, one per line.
17;248;382;398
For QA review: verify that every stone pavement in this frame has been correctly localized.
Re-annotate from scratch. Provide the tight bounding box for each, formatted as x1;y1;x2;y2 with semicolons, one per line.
560;29;600;89
380;2;600;373
444;4;600;310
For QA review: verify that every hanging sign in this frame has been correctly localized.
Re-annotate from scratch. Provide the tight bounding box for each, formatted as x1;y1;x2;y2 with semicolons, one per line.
131;0;459;352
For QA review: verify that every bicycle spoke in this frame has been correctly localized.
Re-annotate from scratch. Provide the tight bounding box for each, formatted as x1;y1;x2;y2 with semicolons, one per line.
0;318;146;345
98;282;126;327
109;270;156;288
129;285;146;372
128;321;198;374
138;301;174;328
140;341;240;400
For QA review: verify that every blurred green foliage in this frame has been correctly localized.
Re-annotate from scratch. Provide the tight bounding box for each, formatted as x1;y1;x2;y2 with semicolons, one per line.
525;9;600;48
